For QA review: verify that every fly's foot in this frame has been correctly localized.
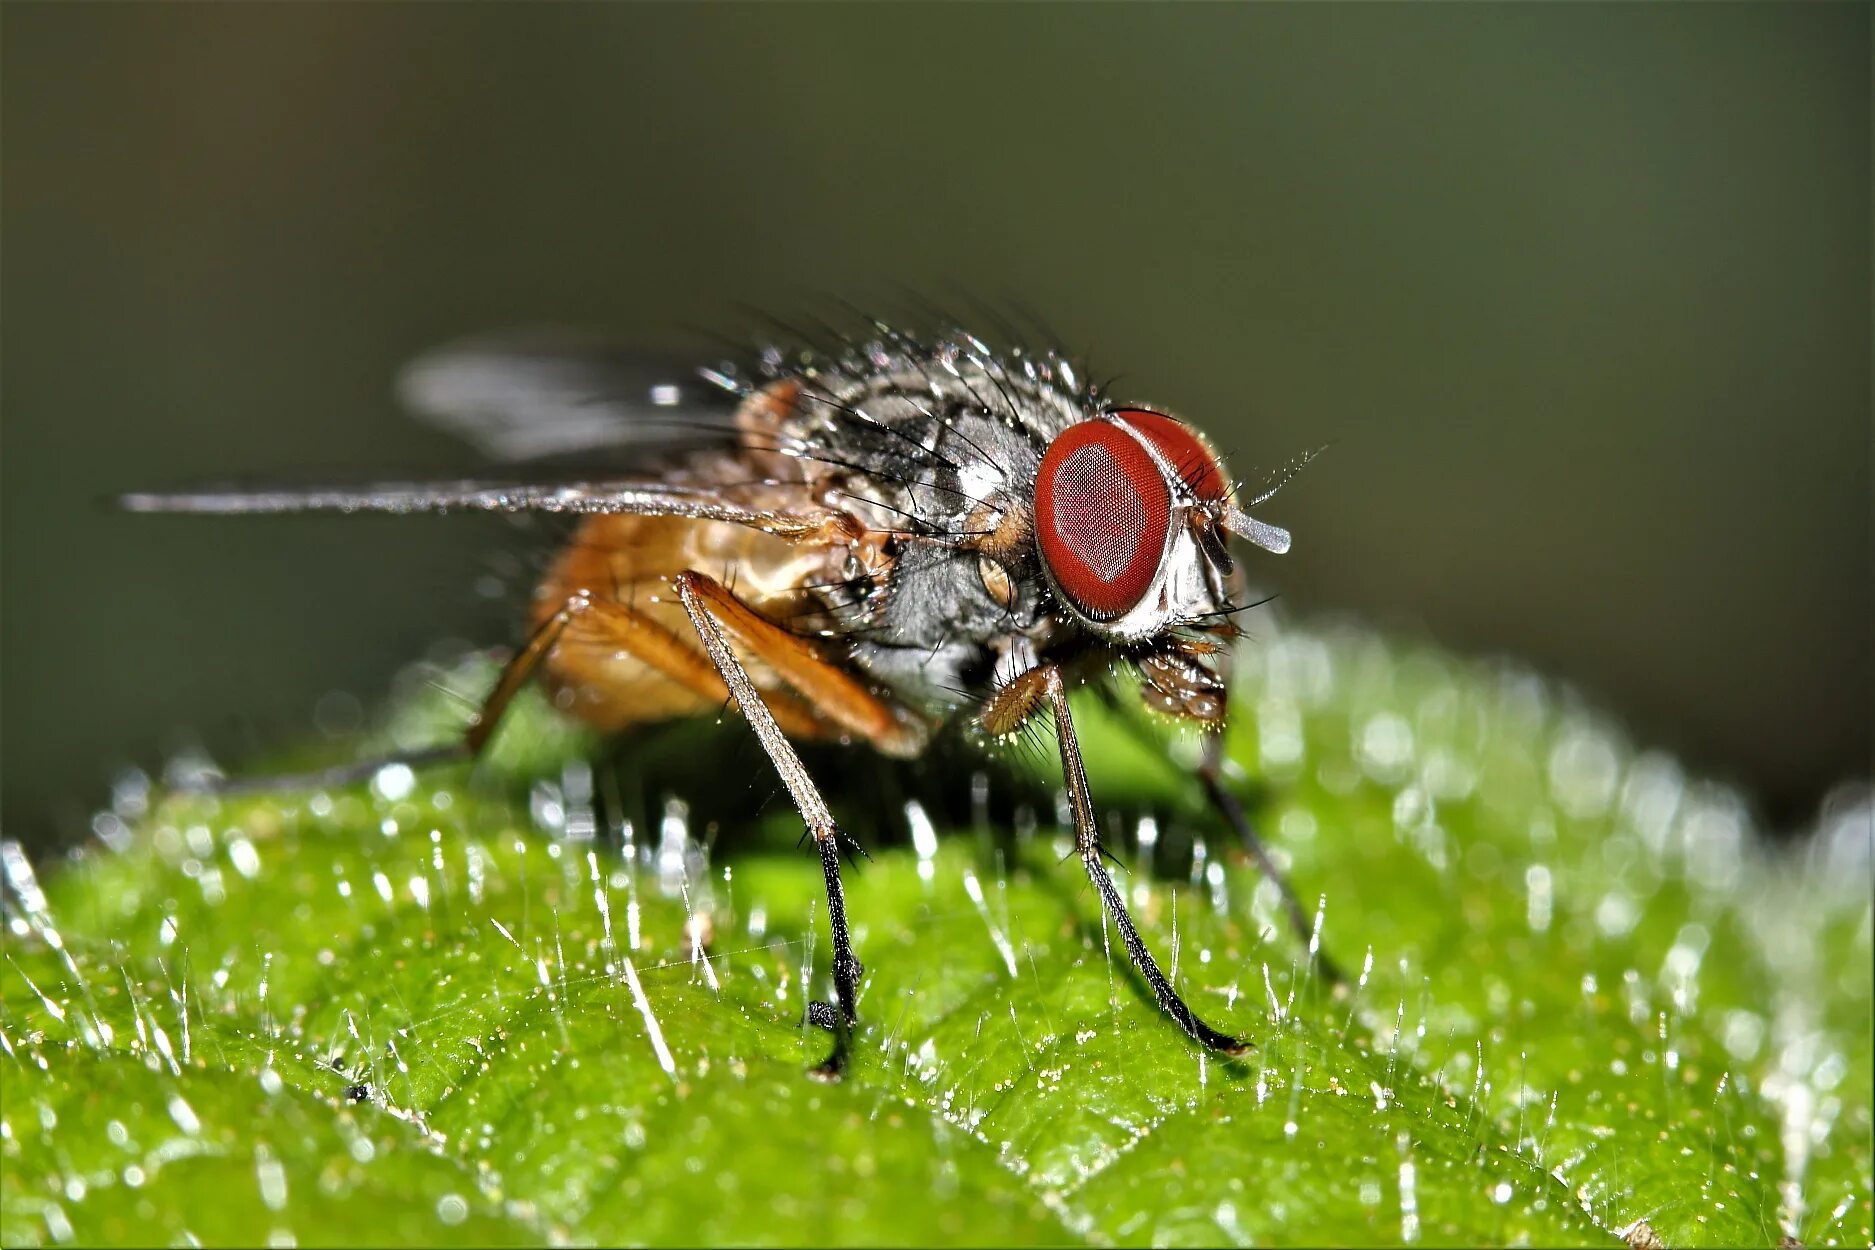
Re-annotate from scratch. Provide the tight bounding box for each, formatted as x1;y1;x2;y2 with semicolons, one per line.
804;951;864;1080
1172;994;1254;1057
808;1048;848;1083
805;998;855;1081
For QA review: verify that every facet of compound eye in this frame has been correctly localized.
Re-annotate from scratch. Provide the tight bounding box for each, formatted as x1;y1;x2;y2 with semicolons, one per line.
1034;419;1173;620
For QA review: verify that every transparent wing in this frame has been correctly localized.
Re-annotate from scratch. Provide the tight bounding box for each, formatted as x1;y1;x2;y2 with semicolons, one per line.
395;328;739;461
121;329;763;517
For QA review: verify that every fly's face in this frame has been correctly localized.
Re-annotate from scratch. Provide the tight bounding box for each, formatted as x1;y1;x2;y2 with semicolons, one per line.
1031;407;1291;643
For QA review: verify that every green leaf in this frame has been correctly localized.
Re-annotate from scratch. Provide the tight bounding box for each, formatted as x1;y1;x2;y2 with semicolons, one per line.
3;620;1868;1247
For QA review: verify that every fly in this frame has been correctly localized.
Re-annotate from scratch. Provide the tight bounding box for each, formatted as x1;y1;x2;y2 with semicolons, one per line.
123;318;1335;1078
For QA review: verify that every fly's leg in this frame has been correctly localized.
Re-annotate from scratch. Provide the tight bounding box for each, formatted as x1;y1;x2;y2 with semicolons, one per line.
672;572;921;755
190;590;829;796
671;571;869;1080
1198;728;1347;987
985;666;1250;1056
1088;682;1347;987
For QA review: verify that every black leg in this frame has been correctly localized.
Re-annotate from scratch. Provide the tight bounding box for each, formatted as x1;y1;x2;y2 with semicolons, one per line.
1199;728;1347;987
1037;666;1250;1056
674;573;864;1079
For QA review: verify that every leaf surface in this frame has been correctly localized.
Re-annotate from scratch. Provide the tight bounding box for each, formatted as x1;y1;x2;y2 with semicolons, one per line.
3;622;1868;1247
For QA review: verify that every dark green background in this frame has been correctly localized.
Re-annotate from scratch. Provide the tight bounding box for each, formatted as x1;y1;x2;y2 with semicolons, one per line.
3;3;1867;845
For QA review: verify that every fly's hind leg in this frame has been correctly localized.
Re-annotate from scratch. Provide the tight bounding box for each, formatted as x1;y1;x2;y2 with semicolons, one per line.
191;589;826;796
1197;728;1347;987
985;666;1250;1056
671;570;903;1080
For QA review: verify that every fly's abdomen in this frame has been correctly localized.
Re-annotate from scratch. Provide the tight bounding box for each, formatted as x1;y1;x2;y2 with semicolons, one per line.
534;510;846;734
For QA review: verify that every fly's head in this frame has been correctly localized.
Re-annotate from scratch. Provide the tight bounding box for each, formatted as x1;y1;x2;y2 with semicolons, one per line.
1028;407;1295;721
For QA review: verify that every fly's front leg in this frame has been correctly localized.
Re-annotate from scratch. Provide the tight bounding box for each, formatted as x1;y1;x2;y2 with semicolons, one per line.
985;666;1249;1056
671;571;865;1080
1198;728;1347;987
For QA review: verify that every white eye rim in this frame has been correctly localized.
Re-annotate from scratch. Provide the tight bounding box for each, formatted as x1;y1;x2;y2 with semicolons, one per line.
1091;525;1206;642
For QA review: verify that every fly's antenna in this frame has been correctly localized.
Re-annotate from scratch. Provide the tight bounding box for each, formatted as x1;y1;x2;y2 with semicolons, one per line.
1221;441;1330;552
1222;508;1293;555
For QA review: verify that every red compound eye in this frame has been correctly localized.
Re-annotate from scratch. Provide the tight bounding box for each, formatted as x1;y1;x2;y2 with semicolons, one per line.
1112;408;1230;502
1034;420;1173;621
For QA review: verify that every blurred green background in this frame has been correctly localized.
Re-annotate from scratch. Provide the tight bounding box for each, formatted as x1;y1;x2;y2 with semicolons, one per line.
2;3;1867;848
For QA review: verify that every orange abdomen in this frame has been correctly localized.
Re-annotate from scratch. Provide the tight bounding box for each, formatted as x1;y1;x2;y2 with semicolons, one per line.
531;510;846;735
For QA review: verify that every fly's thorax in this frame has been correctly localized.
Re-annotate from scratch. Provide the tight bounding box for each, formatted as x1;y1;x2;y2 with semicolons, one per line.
766;361;1068;631
734;343;1275;721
